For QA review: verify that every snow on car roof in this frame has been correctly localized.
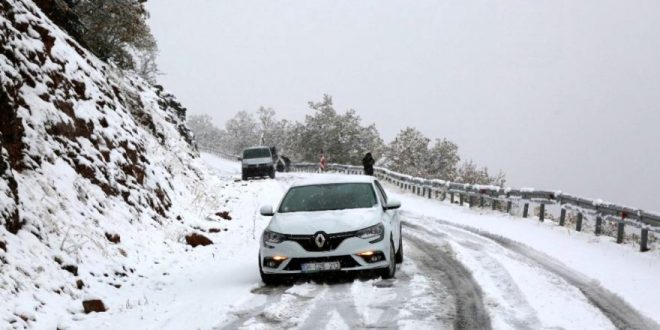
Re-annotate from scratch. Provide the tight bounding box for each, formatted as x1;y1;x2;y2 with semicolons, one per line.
289;174;377;188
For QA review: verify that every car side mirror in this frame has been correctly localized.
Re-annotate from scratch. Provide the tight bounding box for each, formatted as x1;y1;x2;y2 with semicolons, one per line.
260;205;275;216
384;199;401;210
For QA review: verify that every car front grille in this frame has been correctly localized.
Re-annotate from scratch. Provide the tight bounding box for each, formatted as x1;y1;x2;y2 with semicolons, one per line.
285;231;356;252
284;255;360;271
247;163;270;168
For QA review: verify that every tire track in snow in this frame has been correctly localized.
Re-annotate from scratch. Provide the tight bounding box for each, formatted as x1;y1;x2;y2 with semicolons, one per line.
403;229;492;330
405;222;542;330
217;284;328;329
298;282;365;329
404;215;660;330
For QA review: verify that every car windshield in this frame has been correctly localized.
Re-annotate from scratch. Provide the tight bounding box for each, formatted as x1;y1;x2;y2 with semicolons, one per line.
243;148;270;159
278;183;378;213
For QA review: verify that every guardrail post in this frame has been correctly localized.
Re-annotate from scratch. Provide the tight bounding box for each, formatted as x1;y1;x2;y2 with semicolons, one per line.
460;194;464;206
469;195;475;208
640;229;650;252
450;192;455;204
492;199;497;211
616;222;625;244
539;204;545;222
506;200;512;214
559;209;566;226
523;203;529;218
595;216;602;235
479;196;485;208
427;188;432;199
576;213;583;232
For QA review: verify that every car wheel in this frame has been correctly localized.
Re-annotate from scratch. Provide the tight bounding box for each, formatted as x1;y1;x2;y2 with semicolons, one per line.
395;230;403;264
381;239;396;279
242;171;248;181
269;169;276;179
259;254;281;286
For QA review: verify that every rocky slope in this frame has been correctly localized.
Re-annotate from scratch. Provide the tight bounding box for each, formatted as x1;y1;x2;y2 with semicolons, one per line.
0;0;213;327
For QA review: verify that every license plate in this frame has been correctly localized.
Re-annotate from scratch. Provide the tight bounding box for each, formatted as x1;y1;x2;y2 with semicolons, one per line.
301;261;341;273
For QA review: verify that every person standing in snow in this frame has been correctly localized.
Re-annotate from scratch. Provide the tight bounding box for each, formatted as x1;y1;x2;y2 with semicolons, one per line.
362;152;375;176
319;151;326;172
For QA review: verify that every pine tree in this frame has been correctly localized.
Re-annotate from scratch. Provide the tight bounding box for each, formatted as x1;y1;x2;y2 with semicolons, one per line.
385;127;431;177
427;138;460;181
70;0;158;76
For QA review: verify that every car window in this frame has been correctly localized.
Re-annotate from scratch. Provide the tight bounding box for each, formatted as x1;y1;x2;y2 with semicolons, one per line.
373;182;386;206
243;148;271;159
374;181;388;203
279;183;378;213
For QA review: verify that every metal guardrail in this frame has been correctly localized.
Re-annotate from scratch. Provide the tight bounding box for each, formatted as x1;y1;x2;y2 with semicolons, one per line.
289;162;659;252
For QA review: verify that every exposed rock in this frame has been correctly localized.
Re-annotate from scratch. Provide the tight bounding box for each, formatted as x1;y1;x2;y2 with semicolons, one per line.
215;211;232;220
76;279;84;290
185;233;213;247
209;228;222;233
105;233;121;244
0;241;5;252
82;300;106;314
61;264;78;276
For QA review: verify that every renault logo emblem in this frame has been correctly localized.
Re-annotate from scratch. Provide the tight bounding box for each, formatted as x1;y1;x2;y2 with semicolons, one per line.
314;232;326;248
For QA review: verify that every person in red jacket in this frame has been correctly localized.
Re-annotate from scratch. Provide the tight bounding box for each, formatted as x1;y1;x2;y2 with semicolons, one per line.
319;151;326;172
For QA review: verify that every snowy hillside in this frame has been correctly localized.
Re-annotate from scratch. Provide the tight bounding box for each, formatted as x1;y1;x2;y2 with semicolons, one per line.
0;0;220;327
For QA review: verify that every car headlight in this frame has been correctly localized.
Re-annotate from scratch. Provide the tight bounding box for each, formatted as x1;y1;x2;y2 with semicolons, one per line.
356;223;384;243
263;230;286;245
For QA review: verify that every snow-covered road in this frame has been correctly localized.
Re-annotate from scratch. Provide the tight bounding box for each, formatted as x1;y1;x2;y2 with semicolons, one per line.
72;153;660;330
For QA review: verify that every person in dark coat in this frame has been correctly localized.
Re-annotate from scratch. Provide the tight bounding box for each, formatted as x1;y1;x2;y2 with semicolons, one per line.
362;152;375;176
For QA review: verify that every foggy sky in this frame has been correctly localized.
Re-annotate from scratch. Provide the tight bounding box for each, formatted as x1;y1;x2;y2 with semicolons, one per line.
147;0;660;212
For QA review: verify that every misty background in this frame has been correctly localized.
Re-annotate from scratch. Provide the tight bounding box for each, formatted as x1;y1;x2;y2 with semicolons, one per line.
146;0;660;212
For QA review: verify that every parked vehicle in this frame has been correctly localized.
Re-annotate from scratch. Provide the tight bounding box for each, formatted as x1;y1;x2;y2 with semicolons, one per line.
258;176;402;284
240;146;275;180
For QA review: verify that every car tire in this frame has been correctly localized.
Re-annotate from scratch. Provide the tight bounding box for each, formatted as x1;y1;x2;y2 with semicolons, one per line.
395;230;403;264
381;239;396;279
242;171;248;181
269;169;276;179
259;254;281;286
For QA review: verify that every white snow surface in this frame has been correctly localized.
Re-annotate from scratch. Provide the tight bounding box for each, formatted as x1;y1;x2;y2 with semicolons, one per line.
3;151;660;329
392;191;660;326
50;155;660;329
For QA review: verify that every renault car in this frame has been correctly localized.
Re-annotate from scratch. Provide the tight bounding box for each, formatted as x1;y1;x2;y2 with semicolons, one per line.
258;176;402;284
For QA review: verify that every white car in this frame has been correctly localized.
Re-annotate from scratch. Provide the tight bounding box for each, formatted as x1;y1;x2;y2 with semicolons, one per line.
258;176;402;284
240;146;275;180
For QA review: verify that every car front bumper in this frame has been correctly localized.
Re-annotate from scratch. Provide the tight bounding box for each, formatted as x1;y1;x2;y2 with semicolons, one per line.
243;165;273;176
260;237;391;274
